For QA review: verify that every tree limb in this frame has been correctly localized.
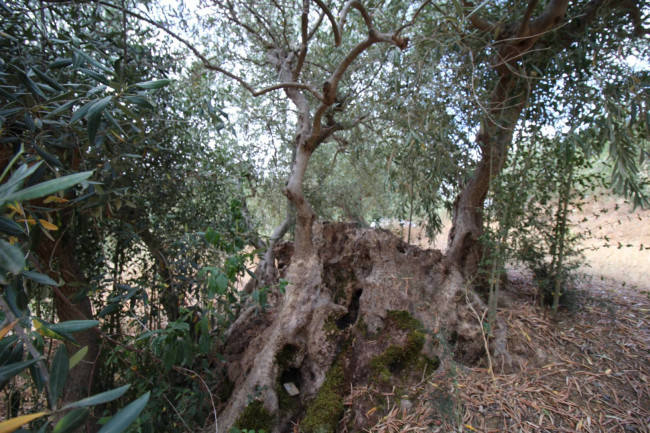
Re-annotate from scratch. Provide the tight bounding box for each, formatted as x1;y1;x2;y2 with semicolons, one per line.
618;0;648;35
339;0;374;36
312;0;342;46
293;0;310;81
305;1;407;149
518;0;540;37
560;0;647;38
527;0;569;37
464;0;496;32
491;0;568;73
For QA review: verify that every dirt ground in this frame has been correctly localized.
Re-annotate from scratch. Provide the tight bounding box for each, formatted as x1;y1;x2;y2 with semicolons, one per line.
3;199;647;432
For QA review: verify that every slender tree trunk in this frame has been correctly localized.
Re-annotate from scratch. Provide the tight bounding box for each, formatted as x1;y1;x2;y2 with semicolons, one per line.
34;233;100;406
139;228;179;322
209;5;409;431
447;0;572;276
285;143;318;258
446;75;527;275
551;160;574;317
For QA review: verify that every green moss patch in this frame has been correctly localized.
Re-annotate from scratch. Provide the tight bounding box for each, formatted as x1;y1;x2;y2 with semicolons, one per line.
387;310;422;332
301;363;345;433
323;315;340;339
276;382;299;414
233;400;275;433
370;310;439;381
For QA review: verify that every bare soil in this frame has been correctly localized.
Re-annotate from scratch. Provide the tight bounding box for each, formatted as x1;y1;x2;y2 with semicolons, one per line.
572;195;650;291
330;275;650;432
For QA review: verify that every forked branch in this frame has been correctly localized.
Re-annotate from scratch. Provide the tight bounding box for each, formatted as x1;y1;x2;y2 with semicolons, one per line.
312;0;410;47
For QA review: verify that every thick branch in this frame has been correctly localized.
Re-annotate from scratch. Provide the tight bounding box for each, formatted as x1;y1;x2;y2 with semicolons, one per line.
527;0;569;36
293;0;309;81
492;0;568;74
271;50;313;139
312;0;341;45
311;32;406;146
518;0;540;36
558;0;647;39
618;0;647;35
339;0;374;35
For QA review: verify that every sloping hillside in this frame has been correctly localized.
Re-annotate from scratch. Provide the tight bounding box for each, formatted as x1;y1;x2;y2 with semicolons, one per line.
573;196;650;291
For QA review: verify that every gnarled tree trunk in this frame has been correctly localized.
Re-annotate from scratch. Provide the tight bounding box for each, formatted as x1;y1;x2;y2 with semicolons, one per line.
218;223;490;433
446;0;644;276
209;2;410;431
446;74;527;275
446;0;570;276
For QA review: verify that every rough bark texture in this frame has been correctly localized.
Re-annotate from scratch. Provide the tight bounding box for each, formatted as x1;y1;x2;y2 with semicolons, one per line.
447;0;645;274
446;0;570;275
217;223;494;433
34;233;99;406
212;0;648;431
446;74;526;275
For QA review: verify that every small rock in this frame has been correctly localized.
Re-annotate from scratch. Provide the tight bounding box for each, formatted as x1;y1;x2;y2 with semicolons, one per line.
283;382;300;396
400;399;413;412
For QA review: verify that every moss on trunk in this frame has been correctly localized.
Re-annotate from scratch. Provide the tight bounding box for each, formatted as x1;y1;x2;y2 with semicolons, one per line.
301;362;345;433
233;400;275;432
